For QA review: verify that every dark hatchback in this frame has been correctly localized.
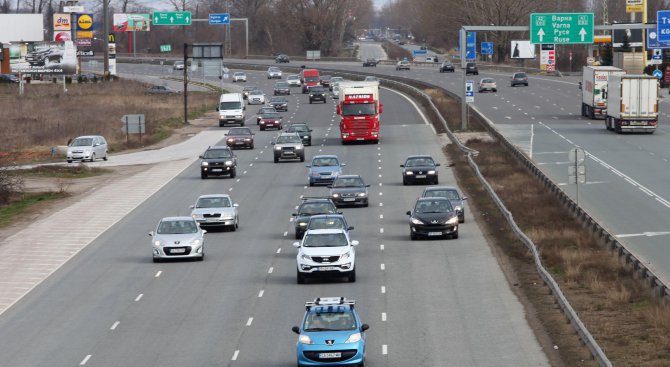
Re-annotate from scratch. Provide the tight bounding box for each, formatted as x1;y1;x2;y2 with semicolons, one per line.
200;146;237;179
465;62;479;75
292;198;340;239
401;155;440;185
511;72;529;87
406;197;459;240
225;127;254;149
286;123;312;146
362;58;378;67
439;61;454;73
0;74;20;83
328;175;370;207
421;186;467;223
309;86;327;104
269;96;289;111
273;81;291;95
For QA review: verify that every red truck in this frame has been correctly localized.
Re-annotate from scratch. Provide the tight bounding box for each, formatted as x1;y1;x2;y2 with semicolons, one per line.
336;81;383;144
300;69;320;93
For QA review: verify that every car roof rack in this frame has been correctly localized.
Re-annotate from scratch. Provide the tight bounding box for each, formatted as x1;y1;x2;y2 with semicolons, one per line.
306;297;355;310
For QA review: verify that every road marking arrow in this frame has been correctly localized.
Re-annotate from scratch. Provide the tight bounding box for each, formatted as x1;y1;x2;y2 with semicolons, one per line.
579;28;587;41
537;28;545;42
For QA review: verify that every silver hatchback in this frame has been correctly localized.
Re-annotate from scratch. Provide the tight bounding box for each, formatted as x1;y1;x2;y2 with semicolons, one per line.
190;194;239;231
66;135;108;163
150;217;206;262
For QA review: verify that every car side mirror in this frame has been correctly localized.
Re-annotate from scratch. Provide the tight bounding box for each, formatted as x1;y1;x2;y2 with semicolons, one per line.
309;129;313;132
406;210;411;216
243;106;246;111
305;165;311;168
435;163;441;166
233;203;239;207
348;226;354;230
292;326;300;334
189;205;194;209
337;211;343;215
148;231;154;237
292;242;301;248
224;133;228;136
463;197;468;201
351;240;359;246
292;213;298;216
400;164;405;168
379;104;383;113
199;155;204;159
202;230;207;234
365;184;370;187
361;324;370;332
578;82;582;90
271;142;275;145
216;107;220;111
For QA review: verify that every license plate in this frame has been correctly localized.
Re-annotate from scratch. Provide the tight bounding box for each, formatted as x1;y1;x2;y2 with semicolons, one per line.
318;266;338;271
212;168;223;172
170;248;186;253
319;352;341;359
235;141;244;145
416;175;426;178
356;138;364;140
428;232;442;236
343;198;356;202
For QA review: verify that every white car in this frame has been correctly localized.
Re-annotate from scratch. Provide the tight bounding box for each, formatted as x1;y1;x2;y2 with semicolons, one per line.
293;228;359;283
287;74;301;87
190;194;239;231
267;67;282;79
232;72;247;82
66;135;108;163
331;83;340;99
247;89;266;105
150;216;206;262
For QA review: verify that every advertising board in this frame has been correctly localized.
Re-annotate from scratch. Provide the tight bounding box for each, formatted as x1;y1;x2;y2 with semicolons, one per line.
113;14;151;32
53;13;71;31
511;40;536;59
0;14;44;43
10;41;76;74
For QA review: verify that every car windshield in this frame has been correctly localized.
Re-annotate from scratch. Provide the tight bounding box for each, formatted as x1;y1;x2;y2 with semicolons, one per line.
482;79;494;83
288;125;308;132
304;310;356;331
234;72;244;76
308;217;345;231
261;112;280;119
196;197;231;208
71;138;93;147
514;73;527;78
305;76;319;82
321;76;331;81
302;232;348;247
258;107;275;114
299;202;336;215
269;68;280;72
312;157;339;167
288;75;299;80
220;101;241;110
310;87;325;93
157;220;198;234
424;190;460;200
331;77;343;83
275;82;288;88
405;157;434;167
333;177;365;188
243;87;257;92
270;97;286;103
415;199;453;213
228;128;251;135
203;149;232;159
276;135;301;144
365;77;378;81
342;104;375;116
250;90;263;95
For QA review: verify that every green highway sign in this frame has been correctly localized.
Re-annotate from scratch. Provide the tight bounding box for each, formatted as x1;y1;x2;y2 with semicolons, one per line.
153;11;191;26
160;44;172;52
530;13;594;44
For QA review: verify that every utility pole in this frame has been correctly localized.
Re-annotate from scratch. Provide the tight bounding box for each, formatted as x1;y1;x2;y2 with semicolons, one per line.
224;0;232;56
103;0;109;78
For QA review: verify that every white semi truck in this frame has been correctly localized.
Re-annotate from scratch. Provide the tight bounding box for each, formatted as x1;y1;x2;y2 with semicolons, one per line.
581;66;626;119
605;74;659;134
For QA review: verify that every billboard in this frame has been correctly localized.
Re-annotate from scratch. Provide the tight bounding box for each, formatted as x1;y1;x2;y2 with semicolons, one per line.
511;40;536;59
113;14;151;31
10;41;77;74
53;13;72;31
0;14;44;43
613;28;643;48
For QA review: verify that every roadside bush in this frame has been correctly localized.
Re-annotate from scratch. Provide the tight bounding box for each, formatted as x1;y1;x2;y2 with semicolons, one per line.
0;171;24;205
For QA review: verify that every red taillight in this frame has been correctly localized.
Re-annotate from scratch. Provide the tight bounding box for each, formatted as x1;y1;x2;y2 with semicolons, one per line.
650;121;657;125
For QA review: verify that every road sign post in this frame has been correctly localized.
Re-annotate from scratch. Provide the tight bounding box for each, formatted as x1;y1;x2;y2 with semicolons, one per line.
465;80;475;103
153;11;192;25
530;13;594;44
568;148;586;205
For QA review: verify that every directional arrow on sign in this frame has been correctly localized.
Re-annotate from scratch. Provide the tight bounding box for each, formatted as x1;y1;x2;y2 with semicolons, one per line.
579;28;587;41
170;16;174;23
537;28;545;42
154;15;158;23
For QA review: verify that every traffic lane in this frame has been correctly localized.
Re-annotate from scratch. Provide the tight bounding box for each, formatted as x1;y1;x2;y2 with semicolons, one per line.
355;41;388;61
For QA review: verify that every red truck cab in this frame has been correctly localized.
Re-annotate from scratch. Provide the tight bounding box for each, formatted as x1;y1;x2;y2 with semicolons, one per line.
336;82;383;144
300;69;320;93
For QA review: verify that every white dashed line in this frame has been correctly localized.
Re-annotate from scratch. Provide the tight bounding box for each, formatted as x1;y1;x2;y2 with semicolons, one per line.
232;350;240;361
381;286;386;294
268;267;274;274
258;290;264;298
380;263;385;270
243;171;247;174
249;163;254;167
379;182;382;187
380;228;384;233
283;231;288;237
155;271;162;278
236;179;241;182
134;294;143;302
246;317;254;326
379;203;383;207
228;188;233;192
276;248;282;254
381;312;387;322
379;244;384;251
379;214;383;219
110;321;120;330
379;192;383;196
80;355;92;365
382;345;388;355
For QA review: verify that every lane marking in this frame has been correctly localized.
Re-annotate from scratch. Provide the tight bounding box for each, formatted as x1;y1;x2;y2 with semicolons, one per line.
268;267;274;274
380;263;385;270
258;290;264;298
382;312;387;322
80;355;92;365
276;248;282;254
617;231;670;238
246;317;253;326
381;286;386;294
155;271;162;278
232;350;240;361
283;231;288;237
380;244;384;251
110;321;120;330
380;228;384;233
382;345;388;355
379;203;383;207
134;294;143;302
379;214;383;219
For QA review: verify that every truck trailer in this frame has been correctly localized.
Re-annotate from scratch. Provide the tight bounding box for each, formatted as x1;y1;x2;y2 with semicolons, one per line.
581;66;626;119
605;74;659;134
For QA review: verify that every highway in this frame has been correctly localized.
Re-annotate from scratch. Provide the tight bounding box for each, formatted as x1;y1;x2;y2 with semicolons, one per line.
0;68;549;366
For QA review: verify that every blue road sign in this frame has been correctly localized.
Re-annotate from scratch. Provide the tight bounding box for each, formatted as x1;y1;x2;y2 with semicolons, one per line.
412;49;428;56
647;28;670;50
481;42;494;55
209;13;230;25
658;11;670;43
466;32;476;60
653;69;663;79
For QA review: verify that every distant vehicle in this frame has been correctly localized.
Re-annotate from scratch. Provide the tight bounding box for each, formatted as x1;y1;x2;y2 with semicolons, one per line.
401;155;440;185
269;96;289;111
510;72;528;87
420;45;427;50
330;76;345;88
272;132;305;163
328;175;369;207
320;75;333;89
256;106;277;124
173;60;185;70
308;86;327;104
242;86;259;99
292;198;339;239
232;72;247;82
581;66;626;119
66;135;108;163
273;81;291;95
149;217;206;262
426;56;438;63
293;230;359;283
422;186;467;223
78;73;98;82
275;54;290;63
406;197;459;240
247;89;266;105
605;74;659;134
258;111;283;131
0;74;19;83
301;69;320;93
465;62;479;75
307;155;345;186
199;146;237;179
398;41;406;45
478;78;497;93
331;83;340;99
217;93;246;127
189;194;239;231
396;60;410;71
286;123;312;146
287;74;301;87
363;58;378;67
267;66;282;79
225;127;254;149
291;297;369;365
439;61;455;73
146;85;180;94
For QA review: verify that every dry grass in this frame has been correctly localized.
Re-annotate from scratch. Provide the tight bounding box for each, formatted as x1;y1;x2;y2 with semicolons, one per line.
437;93;670;366
0;80;217;161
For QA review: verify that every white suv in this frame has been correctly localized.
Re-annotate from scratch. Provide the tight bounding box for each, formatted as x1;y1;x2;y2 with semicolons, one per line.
293;229;358;284
267;67;282;79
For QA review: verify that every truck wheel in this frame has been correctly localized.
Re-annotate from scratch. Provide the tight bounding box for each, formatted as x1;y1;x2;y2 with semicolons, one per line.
588;106;595;119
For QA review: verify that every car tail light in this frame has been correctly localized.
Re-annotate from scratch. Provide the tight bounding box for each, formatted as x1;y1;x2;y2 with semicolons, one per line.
650;121;657;125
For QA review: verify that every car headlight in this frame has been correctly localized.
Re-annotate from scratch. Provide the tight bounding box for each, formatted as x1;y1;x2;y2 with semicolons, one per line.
222;214;234;220
428;170;436;175
298;335;314;344
332;193;340;198
274;146;281;151
225;161;233;166
303;135;309;139
301;254;312;261
154;240;162;246
201;161;209;166
357;192;367;197
227;138;234;142
190;239;202;246
191;213;201;219
345;333;361;343
454;206;462;212
260;121;265;124
340;252;351;261
410;217;424;225
446;216;459;226
296;146;303;150
298;222;308;227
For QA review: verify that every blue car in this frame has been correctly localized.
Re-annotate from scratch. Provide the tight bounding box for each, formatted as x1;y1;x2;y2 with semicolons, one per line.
292;297;369;367
307;155;346;186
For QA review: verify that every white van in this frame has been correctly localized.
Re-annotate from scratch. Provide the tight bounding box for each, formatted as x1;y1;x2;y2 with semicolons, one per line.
217;93;246;127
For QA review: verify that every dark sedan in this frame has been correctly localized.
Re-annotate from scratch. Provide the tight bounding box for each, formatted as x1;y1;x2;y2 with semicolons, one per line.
309;86;327;104
439;61;454;73
200;146;237;179
286;123;312;146
269;96;289;111
292;198;340;239
273;81;291;95
421;186;467;223
328;175;369;207
258;112;283;131
275;54;290;63
146;85;180;94
406;197;459;240
225;127;254;149
401;155;440;185
362;58;378;67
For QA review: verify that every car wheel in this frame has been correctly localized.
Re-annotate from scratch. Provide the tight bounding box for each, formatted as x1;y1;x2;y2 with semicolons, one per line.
230;223;236;232
230;168;237;178
493;89;497;93
297;270;306;284
103;153;108;161
309;180;314;187
363;200;369;208
90;153;96;162
67;160;72;163
260;126;265;131
348;268;356;283
459;217;465;224
274;155;279;163
309;100;312;104
433;177;439;185
452;231;459;239
240;121;245;126
300;155;305;162
525;83;528;86
201;172;207;179
153;257;161;263
235;217;239;229
197;254;204;261
402;177;408;185
410;231;417;240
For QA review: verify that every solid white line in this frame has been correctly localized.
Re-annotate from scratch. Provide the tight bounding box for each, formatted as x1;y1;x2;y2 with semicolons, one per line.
232;350;240;360
276;248;282;254
134;294;143;302
529;124;534;159
380;244;384;251
110;321;120;330
378;182;382;187
380;263;385;270
80;355;92;365
236;179;241;182
258;290;264;298
381;286;386;294
382;345;388;355
381;312;387;322
155;271;162;278
268;267;274;274
246;317;253;326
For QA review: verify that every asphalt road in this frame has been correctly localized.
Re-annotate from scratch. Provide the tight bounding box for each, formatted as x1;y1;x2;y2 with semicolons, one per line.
0;68;549;366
